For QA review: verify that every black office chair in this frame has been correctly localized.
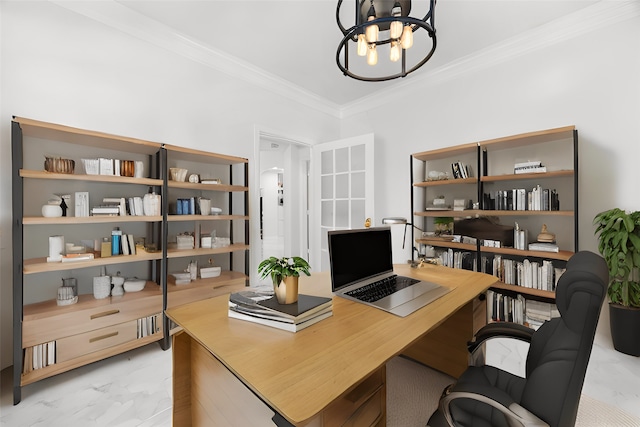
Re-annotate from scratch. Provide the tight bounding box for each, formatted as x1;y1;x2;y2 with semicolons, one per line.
427;251;608;427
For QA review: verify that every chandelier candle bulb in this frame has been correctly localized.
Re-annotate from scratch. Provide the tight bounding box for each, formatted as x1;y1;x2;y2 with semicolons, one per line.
390;2;403;39
390;41;401;62
357;34;367;56
401;25;413;49
336;0;436;81
367;44;378;65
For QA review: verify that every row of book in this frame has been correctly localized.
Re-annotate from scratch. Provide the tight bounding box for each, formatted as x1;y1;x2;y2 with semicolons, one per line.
228;289;332;332
137;314;161;339
106;233;138;256
436;249;477;271
487;290;559;329
23;341;56;373
483;186;560;211
489;255;566;292
451;161;471;179
89;194;161;217
175;198;199;215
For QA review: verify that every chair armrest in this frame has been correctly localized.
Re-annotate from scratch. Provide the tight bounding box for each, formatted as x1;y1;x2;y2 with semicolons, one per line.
439;383;549;427
467;322;535;354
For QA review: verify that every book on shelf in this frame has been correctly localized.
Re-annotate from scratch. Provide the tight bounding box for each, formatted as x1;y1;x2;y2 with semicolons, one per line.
514;160;542;169
513;160;546;174
528;242;559;252
514;166;547;174
61;253;95;262
103;197;127;216
451;161;470;179
91;206;120;215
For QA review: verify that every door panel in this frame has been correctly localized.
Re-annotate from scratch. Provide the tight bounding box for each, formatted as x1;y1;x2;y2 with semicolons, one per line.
311;134;374;272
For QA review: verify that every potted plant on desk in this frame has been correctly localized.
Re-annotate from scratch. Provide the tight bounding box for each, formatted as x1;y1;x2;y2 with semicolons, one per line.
258;256;311;304
594;208;640;356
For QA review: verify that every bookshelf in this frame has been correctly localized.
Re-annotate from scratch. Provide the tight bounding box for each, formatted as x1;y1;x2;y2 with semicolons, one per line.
411;126;578;327
11;117;249;404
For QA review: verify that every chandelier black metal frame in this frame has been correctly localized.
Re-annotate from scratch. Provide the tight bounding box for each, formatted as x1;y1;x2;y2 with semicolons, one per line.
336;0;437;82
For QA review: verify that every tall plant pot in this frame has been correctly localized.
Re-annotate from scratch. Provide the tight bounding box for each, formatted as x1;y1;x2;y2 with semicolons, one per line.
609;303;640;356
274;276;299;304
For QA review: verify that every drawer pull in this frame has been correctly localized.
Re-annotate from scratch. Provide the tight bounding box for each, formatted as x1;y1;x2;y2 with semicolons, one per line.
91;309;120;320
90;331;118;343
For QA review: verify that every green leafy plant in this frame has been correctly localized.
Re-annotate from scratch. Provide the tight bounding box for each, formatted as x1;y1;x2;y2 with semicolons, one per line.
258;256;311;288
593;208;640;308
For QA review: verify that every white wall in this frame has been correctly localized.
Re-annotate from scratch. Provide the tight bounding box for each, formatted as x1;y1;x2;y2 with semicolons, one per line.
2;0;639;374
0;2;340;370
340;15;640;359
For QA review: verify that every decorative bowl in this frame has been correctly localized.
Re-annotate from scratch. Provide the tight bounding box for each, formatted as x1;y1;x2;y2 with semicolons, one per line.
123;278;146;292
44;157;75;174
169;167;188;182
200;266;221;279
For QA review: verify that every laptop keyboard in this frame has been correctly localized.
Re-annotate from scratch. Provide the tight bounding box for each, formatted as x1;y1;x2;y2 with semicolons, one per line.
346;275;420;303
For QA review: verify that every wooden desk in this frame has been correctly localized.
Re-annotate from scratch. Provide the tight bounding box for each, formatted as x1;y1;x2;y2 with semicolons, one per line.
166;264;497;426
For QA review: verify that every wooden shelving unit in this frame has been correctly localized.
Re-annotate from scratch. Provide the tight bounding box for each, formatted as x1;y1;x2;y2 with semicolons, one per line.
410;126;578;326
162;143;249;338
11;117;250;405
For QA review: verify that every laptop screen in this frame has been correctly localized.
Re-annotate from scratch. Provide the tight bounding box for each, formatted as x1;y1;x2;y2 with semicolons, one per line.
328;227;394;291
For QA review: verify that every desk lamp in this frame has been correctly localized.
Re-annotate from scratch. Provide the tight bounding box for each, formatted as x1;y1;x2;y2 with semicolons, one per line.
382;217;425;264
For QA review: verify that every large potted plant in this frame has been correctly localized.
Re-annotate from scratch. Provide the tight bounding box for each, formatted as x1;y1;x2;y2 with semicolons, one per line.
593;208;640;356
258;256;311;304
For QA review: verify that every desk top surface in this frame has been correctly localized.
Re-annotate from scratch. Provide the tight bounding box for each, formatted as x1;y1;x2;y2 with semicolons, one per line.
166;263;497;425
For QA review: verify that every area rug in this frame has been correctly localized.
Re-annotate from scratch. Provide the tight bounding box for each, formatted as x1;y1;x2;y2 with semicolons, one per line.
386;356;640;427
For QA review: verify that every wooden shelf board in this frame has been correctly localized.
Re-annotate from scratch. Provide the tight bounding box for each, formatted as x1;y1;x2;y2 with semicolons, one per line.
489;282;556;299
164;143;248;165
412;142;478;162
23;251;163;275
20;333;163;386
414;210;482;218
478;126;575;150
415;239;477;251
23;215;162;225
23;281;161;320
167;214;249;222
14;117;162;155
166;270;247;293
166;244;250;259
167;180;247;192
481;210;574;217
414;177;476;187
20;169;162;186
481;170;573;182
480;247;573;261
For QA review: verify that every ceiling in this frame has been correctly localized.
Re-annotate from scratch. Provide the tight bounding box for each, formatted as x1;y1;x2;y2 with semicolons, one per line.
114;0;599;107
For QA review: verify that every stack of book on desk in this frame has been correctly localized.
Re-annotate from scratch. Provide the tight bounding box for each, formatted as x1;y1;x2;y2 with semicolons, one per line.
228;289;333;332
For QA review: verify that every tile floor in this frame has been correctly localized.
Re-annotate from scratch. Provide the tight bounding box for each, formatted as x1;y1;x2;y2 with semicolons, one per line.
1;335;639;426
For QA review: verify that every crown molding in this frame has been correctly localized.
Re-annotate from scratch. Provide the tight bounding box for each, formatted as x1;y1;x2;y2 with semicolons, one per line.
49;0;343;118
50;1;638;120
340;0;640;118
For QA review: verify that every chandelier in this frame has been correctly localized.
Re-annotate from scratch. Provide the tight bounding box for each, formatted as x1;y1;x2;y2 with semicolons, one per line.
336;0;437;82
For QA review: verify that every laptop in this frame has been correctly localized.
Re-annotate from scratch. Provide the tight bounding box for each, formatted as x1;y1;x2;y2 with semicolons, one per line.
328;227;451;317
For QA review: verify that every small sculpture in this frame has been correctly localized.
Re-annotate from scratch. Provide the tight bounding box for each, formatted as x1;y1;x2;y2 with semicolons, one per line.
537;224;556;243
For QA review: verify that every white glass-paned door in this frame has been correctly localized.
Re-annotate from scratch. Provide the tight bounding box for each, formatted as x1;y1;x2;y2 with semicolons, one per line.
311;134;374;272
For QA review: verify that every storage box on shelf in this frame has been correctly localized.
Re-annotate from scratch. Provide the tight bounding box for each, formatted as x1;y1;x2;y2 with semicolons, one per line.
411;126;578;327
163;144;249;335
12;117;165;404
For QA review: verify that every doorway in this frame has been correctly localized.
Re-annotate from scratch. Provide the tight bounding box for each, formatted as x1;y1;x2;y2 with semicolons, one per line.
253;130;311;286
